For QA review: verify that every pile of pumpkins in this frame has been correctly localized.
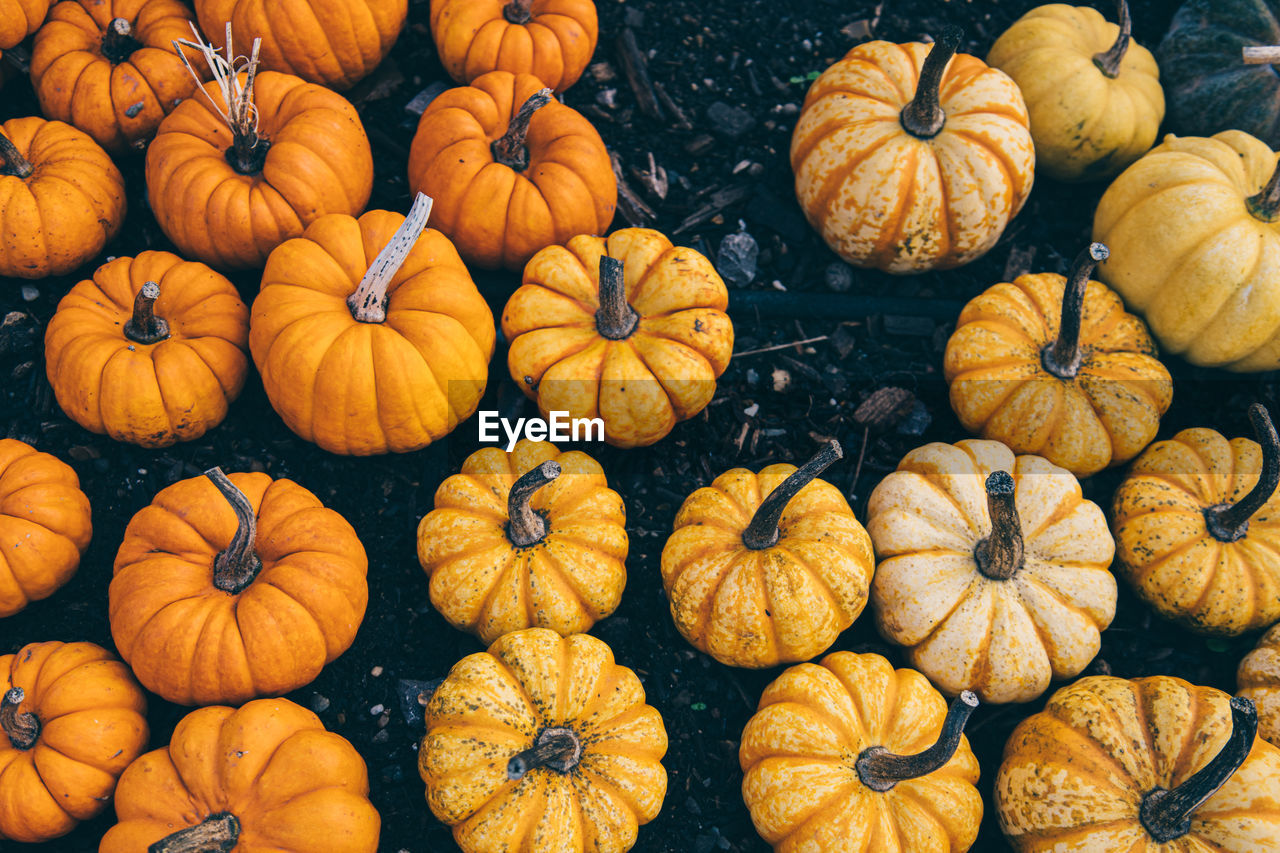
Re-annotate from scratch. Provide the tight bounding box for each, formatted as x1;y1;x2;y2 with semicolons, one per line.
5;0;1280;850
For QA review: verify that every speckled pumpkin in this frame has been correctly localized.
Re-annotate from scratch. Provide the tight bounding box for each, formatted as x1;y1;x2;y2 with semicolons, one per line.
1112;404;1280;636
740;652;982;852
791;27;1035;273
1240;623;1280;747
944;243;1172;477
996;675;1280;852
420;629;667;853
868;439;1117;704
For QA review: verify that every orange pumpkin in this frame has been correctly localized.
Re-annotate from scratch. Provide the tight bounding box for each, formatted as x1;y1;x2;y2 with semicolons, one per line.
109;467;368;705
429;0;598;93
0;0;51;52
0;641;148;843
408;71;616;270
0;440;91;618
44;251;250;448
791;27;1035;272
100;698;379;852
0;116;125;279
250;194;495;455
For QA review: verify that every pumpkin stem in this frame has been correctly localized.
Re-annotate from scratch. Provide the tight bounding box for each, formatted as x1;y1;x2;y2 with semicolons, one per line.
102;18;144;64
1042;243;1109;379
1139;697;1257;843
149;812;241;853
204;467;263;594
492;88;553;171
974;471;1024;580
507;726;582;779
900;26;961;139
741;441;843;550
173;23;269;176
1243;45;1280;65
504;0;533;24
347;193;434;324
123;282;172;344
856;690;979;792
1247;160;1280;223
595;255;639;340
0;130;33;179
1205;404;1280;542
506;460;561;547
1092;0;1132;78
0;688;40;750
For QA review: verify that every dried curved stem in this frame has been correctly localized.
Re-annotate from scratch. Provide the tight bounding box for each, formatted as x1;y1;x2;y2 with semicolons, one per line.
1;688;40;750
507;727;582;779
173;23;268;174
348;193;434;323
149;813;241;853
0;131;33;179
1205;405;1280;542
1042;243;1109;379
900;26;961;138
504;0;533;24
595;256;639;340
856;691;979;791
102;17;143;64
742;442;843;550
974;471;1024;580
123;282;171;344
507;461;561;547
1092;0;1132;78
1248;160;1280;223
204;467;263;594
492;88;553;170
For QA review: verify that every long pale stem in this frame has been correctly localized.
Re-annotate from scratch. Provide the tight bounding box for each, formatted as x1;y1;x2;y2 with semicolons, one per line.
172;23;267;175
1042;243;1109;379
1205;405;1280;542
742;442;843;550
205;468;262;594
507;461;561;547
492;89;553;170
975;471;1024;580
900;26;961;138
347;193;434;323
594;256;639;340
856;691;979;792
1092;0;1132;78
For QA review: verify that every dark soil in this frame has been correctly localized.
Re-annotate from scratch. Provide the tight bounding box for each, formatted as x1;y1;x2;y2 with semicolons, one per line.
2;0;1273;851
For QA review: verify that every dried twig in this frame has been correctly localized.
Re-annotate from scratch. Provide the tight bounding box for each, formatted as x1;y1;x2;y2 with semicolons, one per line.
615;28;664;121
611;151;656;225
734;335;829;357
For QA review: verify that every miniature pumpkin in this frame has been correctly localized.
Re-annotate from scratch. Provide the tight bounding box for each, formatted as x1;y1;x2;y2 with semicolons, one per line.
429;0;598;93
1093;129;1280;370
661;442;875;668
417;439;627;643
0;0;51;52
109;467;368;705
408;71;615;270
44;251;249;448
944;242;1172;477
1239;623;1280;746
100;697;379;852
740;651;982;852
791;26;1035;273
420;628;667;853
1112;403;1280;636
0;641;147;843
30;0;207;152
0;440;91;618
502;228;733;448
195;0;406;90
0;116;125;279
250;194;495;455
868;439;1116;704
987;0;1164;181
996;676;1280;851
146;28;373;270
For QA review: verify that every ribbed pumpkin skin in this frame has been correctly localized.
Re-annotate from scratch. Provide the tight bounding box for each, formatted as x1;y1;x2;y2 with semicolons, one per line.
0;116;125;279
44;251;250;448
868;440;1116;704
0;440;91;618
987;4;1164;182
0;642;148;843
740;652;982;853
30;0;206;152
1239;623;1280;747
996;675;1280;852
791;41;1034;273
250;209;495;455
420;629;667;853
417;439;627;643
1158;0;1280;147
944;270;1172;477
145;70;373;270
408;71;616;271
1113;427;1280;636
1093;130;1280;371
0;0;50;48
429;0;598;92
108;471;369;705
195;0;407;90
100;698;380;852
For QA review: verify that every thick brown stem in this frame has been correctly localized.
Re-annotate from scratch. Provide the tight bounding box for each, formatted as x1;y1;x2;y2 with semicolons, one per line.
1;688;39;750
1092;0;1132;78
856;691;979;792
149;813;241;853
1042;243;1108;379
595;256;639;340
1140;697;1257;843
507;727;582;779
0;131;33;179
742;442;843;550
507;461;561;547
204;468;262;594
1205;405;1280;542
900;26;961;138
504;0;533;24
492;88;553;170
102;18;143;64
975;471;1024;580
1247;161;1280;222
348;193;434;323
123;282;171;344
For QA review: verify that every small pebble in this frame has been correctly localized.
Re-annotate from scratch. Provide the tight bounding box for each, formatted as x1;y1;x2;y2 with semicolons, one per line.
825;262;855;292
707;101;756;138
370;703;385;716
20;286;39;302
771;368;791;392
744;403;760;417
309;694;330;713
371;729;390;743
716;225;758;287
371;666;384;677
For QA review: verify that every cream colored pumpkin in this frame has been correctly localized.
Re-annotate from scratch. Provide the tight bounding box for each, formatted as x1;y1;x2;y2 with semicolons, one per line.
1240;623;1280;747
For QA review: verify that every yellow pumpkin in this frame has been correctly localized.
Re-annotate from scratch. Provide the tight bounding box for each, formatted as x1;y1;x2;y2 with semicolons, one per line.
868;439;1116;703
987;0;1164;181
944;242;1172;477
1239;623;1280;747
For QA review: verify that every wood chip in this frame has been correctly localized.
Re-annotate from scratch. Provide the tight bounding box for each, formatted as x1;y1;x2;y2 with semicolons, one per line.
852;387;917;431
611;151;657;225
615;28;665;121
